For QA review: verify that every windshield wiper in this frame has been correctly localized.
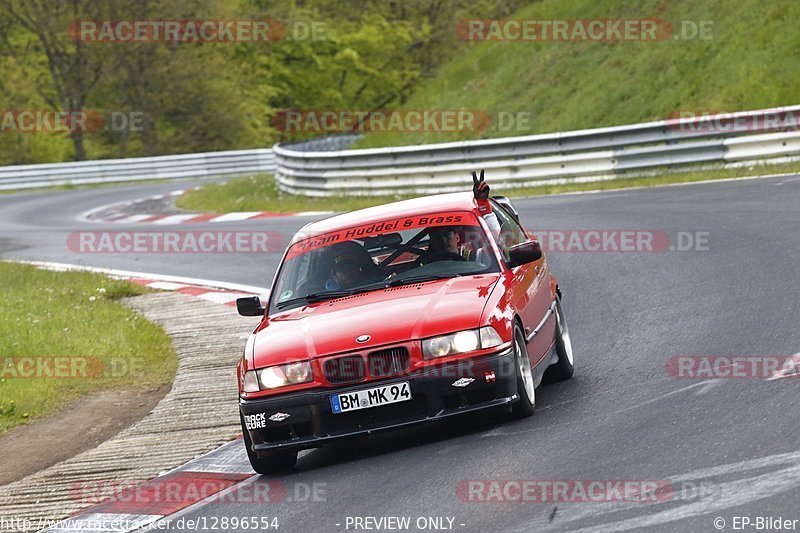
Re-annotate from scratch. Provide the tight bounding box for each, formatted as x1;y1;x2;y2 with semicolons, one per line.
386;273;459;287
275;275;460;309
275;290;357;309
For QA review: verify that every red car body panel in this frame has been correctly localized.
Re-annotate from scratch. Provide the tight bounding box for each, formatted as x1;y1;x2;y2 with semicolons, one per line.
253;274;500;364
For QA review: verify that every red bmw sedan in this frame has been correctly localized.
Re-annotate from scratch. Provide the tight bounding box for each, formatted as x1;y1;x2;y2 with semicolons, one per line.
236;178;574;473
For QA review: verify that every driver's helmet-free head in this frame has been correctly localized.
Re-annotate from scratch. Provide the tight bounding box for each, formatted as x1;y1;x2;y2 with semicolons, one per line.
427;226;460;253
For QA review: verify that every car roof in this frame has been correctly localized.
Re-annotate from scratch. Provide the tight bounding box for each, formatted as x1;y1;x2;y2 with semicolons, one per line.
291;192;481;244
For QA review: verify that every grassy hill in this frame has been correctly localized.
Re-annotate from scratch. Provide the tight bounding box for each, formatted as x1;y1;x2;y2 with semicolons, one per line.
356;0;800;148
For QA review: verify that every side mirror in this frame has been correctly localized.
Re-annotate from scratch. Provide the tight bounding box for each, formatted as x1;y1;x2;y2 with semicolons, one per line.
508;240;542;268
237;296;265;317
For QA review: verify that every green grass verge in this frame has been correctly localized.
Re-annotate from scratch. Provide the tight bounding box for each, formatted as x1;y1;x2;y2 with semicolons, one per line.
0;262;177;435
354;0;800;148
175;161;800;215
175;173;414;213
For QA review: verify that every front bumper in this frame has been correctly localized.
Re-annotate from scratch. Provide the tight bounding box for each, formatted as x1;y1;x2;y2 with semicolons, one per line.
239;346;516;455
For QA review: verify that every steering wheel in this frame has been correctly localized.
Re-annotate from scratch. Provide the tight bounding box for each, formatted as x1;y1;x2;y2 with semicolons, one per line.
424;251;466;263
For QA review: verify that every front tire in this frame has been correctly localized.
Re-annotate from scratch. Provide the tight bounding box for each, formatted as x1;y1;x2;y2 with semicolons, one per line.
543;297;574;382
241;415;298;475
511;324;536;419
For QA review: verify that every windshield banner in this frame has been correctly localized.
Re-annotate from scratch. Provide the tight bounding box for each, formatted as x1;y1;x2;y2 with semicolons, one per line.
286;211;477;259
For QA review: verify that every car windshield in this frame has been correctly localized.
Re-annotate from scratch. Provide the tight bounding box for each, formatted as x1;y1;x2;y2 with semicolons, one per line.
269;211;500;313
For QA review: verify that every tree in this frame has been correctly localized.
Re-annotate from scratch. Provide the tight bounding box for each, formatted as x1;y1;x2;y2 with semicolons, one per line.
0;0;109;160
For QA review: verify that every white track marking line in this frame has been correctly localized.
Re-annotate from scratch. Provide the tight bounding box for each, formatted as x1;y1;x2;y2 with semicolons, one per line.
554;452;800;533
110;214;154;224
510;449;800;533
767;352;800;380
695;379;722;395
295;210;334;216
78;189;189;222
208;212;263;222
146;281;190;291
197;292;245;304
479;380;720;439
150;214;200;225
17;260;269;295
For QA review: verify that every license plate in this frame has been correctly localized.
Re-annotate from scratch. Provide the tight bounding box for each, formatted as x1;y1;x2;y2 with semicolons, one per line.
330;382;411;414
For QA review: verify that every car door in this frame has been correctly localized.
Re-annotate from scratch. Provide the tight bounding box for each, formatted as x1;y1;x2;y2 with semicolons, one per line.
490;201;555;365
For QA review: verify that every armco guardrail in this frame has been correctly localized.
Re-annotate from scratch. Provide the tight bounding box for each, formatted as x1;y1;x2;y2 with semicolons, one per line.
3;107;799;194
274;105;800;196
0;149;275;191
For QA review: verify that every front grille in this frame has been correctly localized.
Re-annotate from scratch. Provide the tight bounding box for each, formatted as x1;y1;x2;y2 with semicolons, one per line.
323;355;365;384
323;396;429;435
368;347;410;377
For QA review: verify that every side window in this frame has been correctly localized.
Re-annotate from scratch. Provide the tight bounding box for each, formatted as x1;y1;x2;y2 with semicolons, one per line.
489;201;527;262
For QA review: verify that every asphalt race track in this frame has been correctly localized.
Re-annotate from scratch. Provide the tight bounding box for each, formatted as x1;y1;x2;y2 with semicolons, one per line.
2;175;800;532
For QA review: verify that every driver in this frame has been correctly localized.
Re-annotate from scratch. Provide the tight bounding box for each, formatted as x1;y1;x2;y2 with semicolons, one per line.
324;245;381;290
326;254;363;290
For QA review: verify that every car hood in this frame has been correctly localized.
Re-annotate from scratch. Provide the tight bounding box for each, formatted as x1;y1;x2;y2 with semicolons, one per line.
251;274;500;368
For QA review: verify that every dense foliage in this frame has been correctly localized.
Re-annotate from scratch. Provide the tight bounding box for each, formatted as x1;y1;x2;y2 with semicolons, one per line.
0;0;521;164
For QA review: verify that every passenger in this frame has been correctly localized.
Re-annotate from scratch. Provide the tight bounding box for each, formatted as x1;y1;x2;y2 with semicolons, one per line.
421;226;465;263
420;170;499;264
472;169;502;242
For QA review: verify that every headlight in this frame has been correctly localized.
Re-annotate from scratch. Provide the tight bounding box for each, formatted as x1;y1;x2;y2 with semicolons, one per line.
453;330;480;352
422;326;504;359
426;336;452;357
260;366;287;389
284;361;311;383
244;361;313;391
